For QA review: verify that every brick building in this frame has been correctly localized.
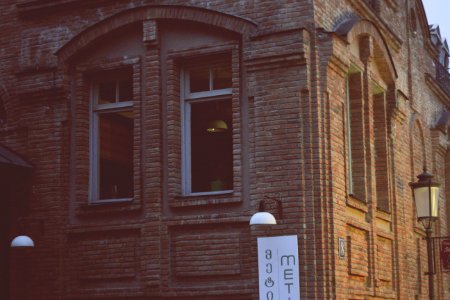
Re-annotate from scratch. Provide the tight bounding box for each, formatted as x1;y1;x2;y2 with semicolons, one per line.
1;0;450;299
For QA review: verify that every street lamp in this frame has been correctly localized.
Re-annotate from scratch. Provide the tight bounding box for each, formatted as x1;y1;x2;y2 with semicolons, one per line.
409;168;441;300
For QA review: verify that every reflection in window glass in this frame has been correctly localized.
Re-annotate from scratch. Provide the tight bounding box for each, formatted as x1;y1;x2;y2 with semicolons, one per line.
99;111;134;199
213;65;232;90
190;99;233;193
119;79;133;102
189;63;233;94
98;81;116;104
189;67;210;93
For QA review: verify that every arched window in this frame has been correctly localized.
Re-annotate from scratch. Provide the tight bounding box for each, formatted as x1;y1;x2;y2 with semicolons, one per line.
342;20;397;211
57;6;253;208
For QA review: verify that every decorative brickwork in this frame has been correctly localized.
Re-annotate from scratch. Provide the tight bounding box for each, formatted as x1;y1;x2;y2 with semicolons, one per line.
1;1;450;299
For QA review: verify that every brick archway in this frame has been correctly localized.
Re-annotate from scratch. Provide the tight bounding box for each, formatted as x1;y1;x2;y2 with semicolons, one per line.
56;5;257;62
336;18;397;82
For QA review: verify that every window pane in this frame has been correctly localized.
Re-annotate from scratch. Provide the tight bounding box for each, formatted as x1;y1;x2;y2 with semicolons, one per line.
212;64;232;90
118;79;133;102
189;67;210;93
99;111;134;199
98;81;116;104
190;99;233;193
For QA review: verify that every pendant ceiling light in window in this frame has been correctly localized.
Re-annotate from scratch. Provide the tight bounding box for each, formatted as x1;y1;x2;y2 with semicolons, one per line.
206;119;228;133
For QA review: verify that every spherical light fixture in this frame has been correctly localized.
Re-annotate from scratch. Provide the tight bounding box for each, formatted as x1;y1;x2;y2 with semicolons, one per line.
10;235;35;248
249;195;283;226
249;211;277;225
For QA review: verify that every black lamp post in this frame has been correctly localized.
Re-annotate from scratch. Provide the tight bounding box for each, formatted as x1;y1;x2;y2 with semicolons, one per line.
409;168;441;300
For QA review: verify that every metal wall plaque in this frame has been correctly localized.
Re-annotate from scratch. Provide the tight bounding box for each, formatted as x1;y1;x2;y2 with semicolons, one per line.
338;237;345;259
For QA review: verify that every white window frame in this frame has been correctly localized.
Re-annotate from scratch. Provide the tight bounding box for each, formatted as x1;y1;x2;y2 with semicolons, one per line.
181;63;233;196
89;79;134;203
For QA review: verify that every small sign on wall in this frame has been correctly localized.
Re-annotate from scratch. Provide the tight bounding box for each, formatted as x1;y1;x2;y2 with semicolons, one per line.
257;235;300;300
338;237;345;259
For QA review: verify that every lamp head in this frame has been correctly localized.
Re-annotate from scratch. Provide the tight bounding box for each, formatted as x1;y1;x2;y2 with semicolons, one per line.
409;168;441;225
10;235;35;248
249;212;277;225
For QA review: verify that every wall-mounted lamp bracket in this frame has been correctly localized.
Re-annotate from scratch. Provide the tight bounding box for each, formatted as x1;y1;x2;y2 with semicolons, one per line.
249;193;283;225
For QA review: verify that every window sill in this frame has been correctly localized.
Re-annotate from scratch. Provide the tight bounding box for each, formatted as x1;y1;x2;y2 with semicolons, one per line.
76;197;141;216
346;194;369;213
181;190;234;197
90;197;133;204
170;190;240;208
376;208;392;221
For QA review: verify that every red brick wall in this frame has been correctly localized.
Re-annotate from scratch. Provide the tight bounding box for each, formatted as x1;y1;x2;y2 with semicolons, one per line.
1;1;449;299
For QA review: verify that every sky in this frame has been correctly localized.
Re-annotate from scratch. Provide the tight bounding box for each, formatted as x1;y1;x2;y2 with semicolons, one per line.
422;0;450;43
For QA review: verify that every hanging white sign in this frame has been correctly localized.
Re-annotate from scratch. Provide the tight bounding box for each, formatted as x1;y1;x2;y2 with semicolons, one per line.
257;235;300;300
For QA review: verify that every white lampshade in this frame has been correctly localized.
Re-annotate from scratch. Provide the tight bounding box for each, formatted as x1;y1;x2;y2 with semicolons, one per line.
249;212;277;225
10;235;35;248
414;186;440;219
409;169;441;222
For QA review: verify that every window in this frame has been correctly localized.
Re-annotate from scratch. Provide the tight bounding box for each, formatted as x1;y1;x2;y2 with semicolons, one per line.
90;69;134;202
346;71;366;200
346;71;391;210
182;55;233;195
372;82;390;211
